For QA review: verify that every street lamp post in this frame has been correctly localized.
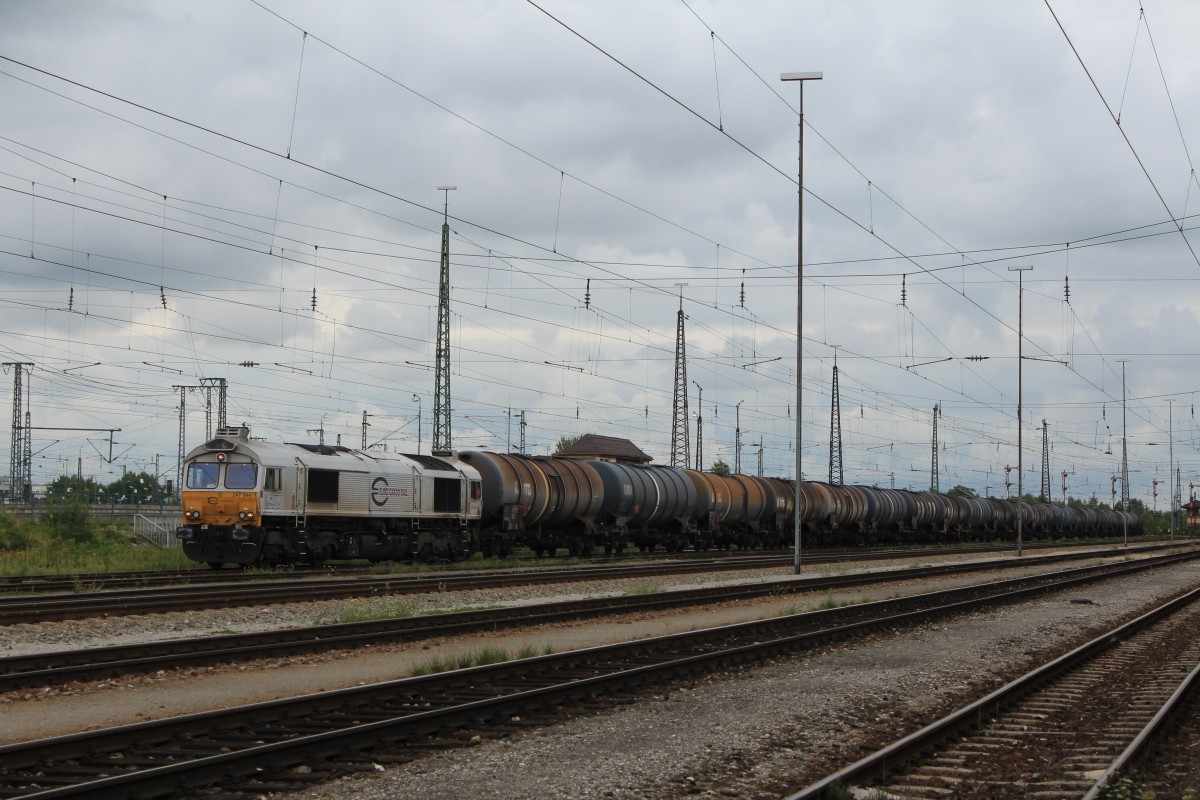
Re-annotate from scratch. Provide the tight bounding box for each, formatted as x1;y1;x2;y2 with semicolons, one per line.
781;70;822;575
412;394;422;455
1009;265;1032;557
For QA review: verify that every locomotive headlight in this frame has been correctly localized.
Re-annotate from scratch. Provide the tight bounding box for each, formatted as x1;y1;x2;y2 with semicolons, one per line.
238;510;249;520
187;509;202;520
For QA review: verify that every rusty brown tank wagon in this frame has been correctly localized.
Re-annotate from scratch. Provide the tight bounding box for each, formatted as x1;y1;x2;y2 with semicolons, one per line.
176;428;1144;567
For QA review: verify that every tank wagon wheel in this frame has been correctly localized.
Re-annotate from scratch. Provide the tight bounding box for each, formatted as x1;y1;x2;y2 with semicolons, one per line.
205;562;225;570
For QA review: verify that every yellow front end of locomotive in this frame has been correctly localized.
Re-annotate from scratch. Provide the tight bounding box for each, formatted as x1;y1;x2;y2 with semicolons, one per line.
181;491;262;527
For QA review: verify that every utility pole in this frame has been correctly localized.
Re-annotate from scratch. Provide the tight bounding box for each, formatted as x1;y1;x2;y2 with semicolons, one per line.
172;384;205;501
829;347;843;485
1005;465;1014;498
1009;264;1032;557
669;283;690;469
200;377;227;437
693;381;703;472
1153;478;1165;512
781;69;822;575
1118;359;1131;546
1040;420;1051;502
1175;467;1182;540
735;400;744;475
757;438;764;478
432;185;456;455
1061;469;1075;505
1169;399;1178;539
519;411;526;455
307;422;326;446
412;394;422;455
361;411;371;451
4;362;33;503
930;404;939;492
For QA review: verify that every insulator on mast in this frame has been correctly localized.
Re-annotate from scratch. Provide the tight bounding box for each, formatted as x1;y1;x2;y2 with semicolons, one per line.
584;278;591;310
900;274;907;307
311;288;317;311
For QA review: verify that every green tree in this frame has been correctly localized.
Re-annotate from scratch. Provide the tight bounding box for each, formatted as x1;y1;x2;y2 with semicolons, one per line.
45;475;106;504
554;435;581;454
947;485;977;498
106;471;162;505
710;459;730;476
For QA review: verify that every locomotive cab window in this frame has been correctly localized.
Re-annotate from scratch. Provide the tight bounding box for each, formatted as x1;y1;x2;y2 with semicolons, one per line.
225;463;258;490
433;478;461;513
187;462;219;489
264;468;282;492
307;469;339;503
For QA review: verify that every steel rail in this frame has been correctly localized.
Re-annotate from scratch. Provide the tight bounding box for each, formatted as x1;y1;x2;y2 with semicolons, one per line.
785;580;1200;799
5;542;1180;625
0;553;1195;798
3;545;1187;692
1080;658;1200;798
0;537;1165;594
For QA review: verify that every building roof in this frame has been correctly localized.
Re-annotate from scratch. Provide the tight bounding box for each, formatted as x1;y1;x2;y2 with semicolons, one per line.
558;434;653;463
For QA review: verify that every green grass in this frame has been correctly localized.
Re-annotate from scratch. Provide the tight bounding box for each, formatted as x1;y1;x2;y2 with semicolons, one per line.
322;597;420;624
410;643;554;677
0;504;202;576
809;595;874;612
0;506;195;576
320;600;507;625
624;582;662;596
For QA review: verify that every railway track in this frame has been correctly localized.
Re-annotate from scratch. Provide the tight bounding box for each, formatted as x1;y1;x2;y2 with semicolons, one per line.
0;537;1165;594
0;541;1181;628
788;577;1200;799
0;550;1195;798
5;546;1190;692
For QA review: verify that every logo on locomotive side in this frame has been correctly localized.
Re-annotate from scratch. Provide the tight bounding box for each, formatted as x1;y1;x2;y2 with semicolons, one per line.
371;476;410;507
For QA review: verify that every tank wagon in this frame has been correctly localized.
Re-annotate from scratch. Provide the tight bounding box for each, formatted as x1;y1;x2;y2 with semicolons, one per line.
177;427;1143;567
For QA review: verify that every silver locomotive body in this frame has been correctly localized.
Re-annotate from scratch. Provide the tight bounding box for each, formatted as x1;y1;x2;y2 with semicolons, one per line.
177;426;482;566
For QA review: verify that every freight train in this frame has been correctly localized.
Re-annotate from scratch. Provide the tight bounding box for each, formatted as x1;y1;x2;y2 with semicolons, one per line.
176;426;1143;567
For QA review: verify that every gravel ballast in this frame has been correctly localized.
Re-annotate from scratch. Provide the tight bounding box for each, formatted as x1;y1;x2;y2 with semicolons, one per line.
1;546;1197;798
277;559;1200;800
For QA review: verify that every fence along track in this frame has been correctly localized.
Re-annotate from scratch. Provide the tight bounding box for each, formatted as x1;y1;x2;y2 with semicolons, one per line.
787;582;1200;800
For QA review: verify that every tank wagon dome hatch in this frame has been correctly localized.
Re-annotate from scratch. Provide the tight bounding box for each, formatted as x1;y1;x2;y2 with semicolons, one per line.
558;434;653;464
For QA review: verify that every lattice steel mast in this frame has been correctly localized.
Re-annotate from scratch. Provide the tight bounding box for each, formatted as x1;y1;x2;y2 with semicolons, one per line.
828;350;843;485
1040;420;1051;502
5;363;32;502
433;186;455;455
930;404;939;492
669;286;690;469
200;377;227;438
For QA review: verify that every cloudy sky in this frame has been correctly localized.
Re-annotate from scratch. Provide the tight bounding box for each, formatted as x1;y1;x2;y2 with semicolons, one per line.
2;0;1199;508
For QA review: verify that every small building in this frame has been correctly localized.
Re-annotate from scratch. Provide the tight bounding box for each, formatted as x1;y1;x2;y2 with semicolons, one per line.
1184;499;1200;531
557;434;653;464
